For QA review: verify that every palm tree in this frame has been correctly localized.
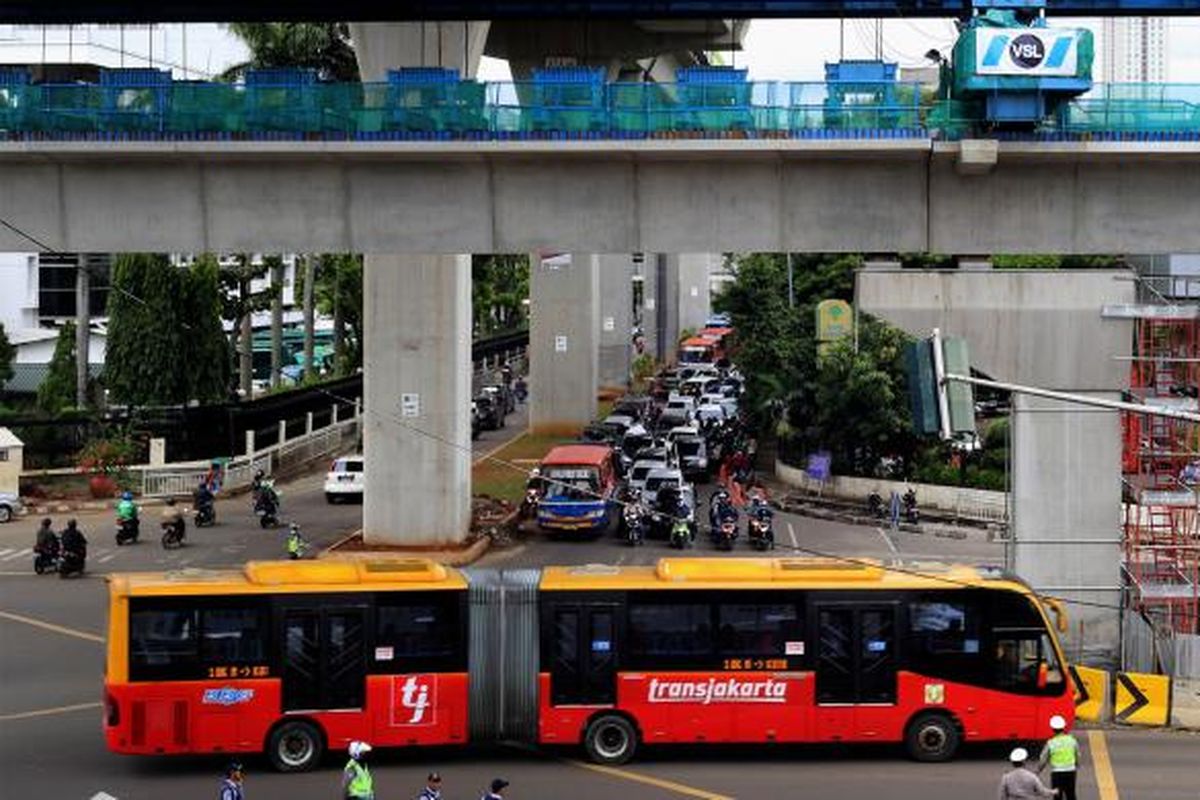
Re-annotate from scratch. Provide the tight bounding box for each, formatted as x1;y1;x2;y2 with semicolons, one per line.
220;23;360;83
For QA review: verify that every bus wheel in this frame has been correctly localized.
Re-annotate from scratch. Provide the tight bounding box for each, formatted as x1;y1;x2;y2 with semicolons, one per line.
905;712;960;762
584;715;637;765
267;720;324;772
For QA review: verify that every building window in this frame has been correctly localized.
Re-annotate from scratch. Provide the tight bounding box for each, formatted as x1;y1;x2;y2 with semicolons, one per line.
0;449;8;462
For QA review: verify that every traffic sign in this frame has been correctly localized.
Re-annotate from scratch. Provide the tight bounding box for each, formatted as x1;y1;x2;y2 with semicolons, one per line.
1070;664;1108;722
1114;671;1170;726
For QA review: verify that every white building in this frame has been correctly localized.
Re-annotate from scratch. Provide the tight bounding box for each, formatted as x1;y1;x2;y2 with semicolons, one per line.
1100;18;1170;84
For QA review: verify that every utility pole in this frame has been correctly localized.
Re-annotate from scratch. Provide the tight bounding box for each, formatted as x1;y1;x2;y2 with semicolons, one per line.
270;259;284;390
74;261;90;408
302;256;316;381
787;253;795;309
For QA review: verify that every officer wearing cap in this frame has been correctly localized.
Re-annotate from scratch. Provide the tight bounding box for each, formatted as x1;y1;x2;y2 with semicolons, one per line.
1039;714;1079;800
417;771;443;800
343;741;374;800
218;761;245;800
999;747;1058;799
481;777;509;800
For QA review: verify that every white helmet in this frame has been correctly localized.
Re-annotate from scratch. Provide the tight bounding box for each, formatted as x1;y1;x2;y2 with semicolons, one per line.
348;741;372;759
1009;747;1029;763
1049;715;1067;731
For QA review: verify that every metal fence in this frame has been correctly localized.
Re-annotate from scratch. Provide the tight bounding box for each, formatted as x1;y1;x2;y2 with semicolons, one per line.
141;414;360;498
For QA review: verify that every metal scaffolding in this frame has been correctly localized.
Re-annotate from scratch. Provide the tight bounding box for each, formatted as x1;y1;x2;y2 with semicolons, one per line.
1122;300;1200;634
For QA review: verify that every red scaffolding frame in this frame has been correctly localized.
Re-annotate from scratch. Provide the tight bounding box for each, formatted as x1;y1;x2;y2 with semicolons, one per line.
1123;311;1200;634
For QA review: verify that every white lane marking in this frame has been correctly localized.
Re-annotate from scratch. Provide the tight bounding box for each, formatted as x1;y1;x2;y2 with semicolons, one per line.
875;526;900;556
0;548;13;557
787;521;799;550
0;548;30;561
96;553;116;563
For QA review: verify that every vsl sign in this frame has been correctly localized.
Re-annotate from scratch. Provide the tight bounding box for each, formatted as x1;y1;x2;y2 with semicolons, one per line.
390;674;436;726
975;29;1079;76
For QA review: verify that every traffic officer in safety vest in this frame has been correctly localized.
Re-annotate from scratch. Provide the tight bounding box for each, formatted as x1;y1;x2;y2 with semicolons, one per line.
1038;714;1079;800
342;741;374;800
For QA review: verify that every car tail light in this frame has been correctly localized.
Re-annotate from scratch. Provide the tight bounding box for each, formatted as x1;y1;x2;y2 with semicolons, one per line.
330;460;338;472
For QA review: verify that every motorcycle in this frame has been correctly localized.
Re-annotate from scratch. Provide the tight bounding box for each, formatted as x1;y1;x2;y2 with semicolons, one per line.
902;490;920;524
669;517;692;549
623;504;645;546
33;539;59;575
255;488;280;529
194;499;216;527
748;514;774;551
867;491;885;519
114;516;140;546
161;518;186;549
58;547;86;579
715;517;737;551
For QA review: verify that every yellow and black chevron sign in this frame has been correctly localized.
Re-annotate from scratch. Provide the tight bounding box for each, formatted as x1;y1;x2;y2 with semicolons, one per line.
1114;671;1170;726
1070;664;1108;722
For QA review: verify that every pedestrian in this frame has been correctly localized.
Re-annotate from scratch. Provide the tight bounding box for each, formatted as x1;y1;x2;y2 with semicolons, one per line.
417;771;443;800
218;761;245;800
998;747;1058;799
481;778;509;800
343;740;375;800
1039;714;1079;800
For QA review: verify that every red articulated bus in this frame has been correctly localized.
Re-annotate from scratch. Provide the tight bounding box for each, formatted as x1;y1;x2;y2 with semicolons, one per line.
105;557;1073;770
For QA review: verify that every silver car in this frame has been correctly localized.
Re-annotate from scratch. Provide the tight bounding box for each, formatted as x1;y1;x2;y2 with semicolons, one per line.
0;492;24;524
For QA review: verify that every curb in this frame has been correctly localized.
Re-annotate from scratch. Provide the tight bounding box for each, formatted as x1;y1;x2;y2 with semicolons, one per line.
321;534;491;567
776;499;974;541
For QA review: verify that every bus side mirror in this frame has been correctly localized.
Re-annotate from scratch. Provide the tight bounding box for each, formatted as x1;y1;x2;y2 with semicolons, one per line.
1037;662;1048;689
1042;597;1069;634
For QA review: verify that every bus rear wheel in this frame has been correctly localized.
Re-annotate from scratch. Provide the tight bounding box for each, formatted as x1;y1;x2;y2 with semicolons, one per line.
267;720;324;772
905;712;960;762
584;715;637;765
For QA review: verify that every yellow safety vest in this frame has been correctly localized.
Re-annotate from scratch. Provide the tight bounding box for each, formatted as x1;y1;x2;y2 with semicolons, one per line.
345;759;374;799
287;534;302;556
1047;733;1079;771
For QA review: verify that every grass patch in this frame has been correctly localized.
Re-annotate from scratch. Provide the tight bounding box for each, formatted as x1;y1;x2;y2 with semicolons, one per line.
472;431;576;503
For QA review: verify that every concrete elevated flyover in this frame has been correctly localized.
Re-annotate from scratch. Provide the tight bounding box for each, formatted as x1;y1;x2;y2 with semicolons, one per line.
3;139;1199;255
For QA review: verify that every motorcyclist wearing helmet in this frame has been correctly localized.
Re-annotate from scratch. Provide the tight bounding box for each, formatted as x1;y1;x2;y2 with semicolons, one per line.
60;518;87;561
194;480;215;511
161;497;185;541
116;491;139;523
251;469;266;501
34;517;58;556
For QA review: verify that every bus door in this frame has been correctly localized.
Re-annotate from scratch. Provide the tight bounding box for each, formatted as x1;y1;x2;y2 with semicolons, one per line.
549;603;618;706
279;603;368;712
814;604;897;738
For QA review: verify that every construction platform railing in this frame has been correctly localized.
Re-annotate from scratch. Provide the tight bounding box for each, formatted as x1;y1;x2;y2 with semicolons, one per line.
2;67;1198;140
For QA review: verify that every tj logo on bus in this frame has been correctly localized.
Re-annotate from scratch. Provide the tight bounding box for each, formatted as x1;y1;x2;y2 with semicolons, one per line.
393;675;435;725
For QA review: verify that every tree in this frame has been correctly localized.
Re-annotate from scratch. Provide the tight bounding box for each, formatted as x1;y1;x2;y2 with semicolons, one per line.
472;255;529;336
221;23;360;82
0;322;14;389
313;254;363;375
184;255;233;402
218;255;276;398
105;254;230;406
809;316;918;475
37;322;77;414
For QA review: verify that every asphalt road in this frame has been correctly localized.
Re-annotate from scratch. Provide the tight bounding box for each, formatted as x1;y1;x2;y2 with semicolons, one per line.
1;413;1196;800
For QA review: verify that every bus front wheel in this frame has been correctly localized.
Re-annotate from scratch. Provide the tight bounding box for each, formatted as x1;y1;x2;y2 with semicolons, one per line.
905;712;960;762
584;714;637;765
267;720;324;772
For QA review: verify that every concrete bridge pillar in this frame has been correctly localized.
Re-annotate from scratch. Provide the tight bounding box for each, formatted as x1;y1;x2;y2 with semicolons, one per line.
598;254;635;391
529;253;599;433
676;253;715;337
363;255;472;545
350;21;490;80
352;23;485;545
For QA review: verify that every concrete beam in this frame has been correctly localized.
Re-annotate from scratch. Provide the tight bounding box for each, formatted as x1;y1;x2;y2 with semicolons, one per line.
3;141;1199;254
351;21;490;80
857;269;1134;389
363;254;472;545
529;253;599;433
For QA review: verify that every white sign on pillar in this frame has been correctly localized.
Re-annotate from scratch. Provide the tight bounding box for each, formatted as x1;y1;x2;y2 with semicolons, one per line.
555;335;568;353
400;393;420;418
645;298;656;310
690;286;699;297
603;316;615;332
